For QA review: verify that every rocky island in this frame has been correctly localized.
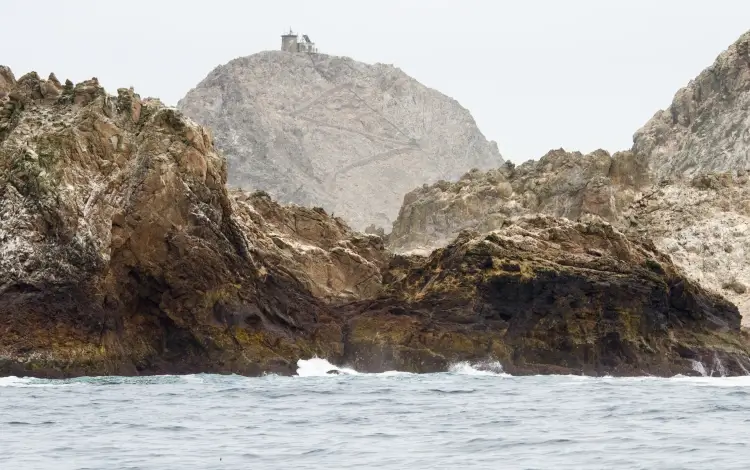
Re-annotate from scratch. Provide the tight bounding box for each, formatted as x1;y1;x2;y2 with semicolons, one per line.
387;31;750;326
1;66;749;378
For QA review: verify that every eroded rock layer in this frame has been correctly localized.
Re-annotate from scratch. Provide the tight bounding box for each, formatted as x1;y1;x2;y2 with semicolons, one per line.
623;173;750;325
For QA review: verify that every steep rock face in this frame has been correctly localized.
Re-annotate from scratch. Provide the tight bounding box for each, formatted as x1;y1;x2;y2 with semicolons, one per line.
0;69;362;377
177;51;503;230
633;31;750;179
389;149;648;252
231;190;389;302
388;151;750;324
623;172;750;325
2;68;748;378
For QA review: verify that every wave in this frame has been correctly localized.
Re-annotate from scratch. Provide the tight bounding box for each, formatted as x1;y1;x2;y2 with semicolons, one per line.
295;357;509;377
449;361;509;376
295;357;364;377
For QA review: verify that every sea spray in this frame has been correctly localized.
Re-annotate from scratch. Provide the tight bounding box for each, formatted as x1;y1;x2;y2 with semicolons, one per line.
296;358;360;377
448;361;508;376
690;360;708;377
295;357;509;377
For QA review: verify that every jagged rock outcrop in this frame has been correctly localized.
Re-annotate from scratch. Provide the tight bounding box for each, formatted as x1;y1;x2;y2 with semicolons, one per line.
633;31;750;179
389;149;649;252
231;190;389;301
177;51;503;230
2;67;748;378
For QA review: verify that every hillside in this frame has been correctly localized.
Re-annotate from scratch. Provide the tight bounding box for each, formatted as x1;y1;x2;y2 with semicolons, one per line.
177;51;503;230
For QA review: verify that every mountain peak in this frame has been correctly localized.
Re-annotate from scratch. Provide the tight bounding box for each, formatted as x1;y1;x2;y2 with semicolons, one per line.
177;50;503;230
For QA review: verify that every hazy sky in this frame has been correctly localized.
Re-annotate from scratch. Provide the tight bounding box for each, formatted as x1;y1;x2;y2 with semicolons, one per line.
3;0;749;162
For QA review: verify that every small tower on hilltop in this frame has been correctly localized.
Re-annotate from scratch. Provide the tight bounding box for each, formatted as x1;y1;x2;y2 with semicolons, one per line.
280;28;318;53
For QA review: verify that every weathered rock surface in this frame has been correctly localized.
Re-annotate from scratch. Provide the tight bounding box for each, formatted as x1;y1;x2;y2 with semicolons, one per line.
345;215;749;376
1;68;748;378
623;172;750;325
231;190;388;302
389;153;750;325
389;31;750;325
177;51;503;230
633;31;750;179
389;149;649;252
0;69;349;377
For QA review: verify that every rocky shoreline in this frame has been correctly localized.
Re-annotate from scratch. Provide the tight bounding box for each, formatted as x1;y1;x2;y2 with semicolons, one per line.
2;68;749;378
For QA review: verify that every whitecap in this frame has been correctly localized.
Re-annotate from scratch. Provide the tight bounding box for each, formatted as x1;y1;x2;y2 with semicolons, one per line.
296;357;359;377
295;357;416;377
448;361;509;376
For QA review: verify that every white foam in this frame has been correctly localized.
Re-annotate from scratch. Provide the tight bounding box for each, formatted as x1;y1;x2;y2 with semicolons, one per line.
449;361;509;376
181;374;208;384
0;376;30;387
295;357;415;377
296;357;359;377
712;354;728;377
297;357;511;377
0;376;80;388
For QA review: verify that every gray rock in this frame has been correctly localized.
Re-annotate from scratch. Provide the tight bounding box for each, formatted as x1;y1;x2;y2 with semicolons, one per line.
388;149;649;252
177;51;502;231
633;31;750;179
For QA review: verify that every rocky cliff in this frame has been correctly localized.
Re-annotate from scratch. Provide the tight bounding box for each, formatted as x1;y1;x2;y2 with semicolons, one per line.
389;149;649;252
1;67;748;378
177;51;503;231
362;215;748;376
633;31;750;179
390;156;750;325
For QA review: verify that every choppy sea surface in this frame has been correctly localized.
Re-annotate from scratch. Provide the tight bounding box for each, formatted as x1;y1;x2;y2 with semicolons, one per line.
2;358;750;470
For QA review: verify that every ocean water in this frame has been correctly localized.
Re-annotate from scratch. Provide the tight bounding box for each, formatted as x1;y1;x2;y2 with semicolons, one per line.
2;359;750;470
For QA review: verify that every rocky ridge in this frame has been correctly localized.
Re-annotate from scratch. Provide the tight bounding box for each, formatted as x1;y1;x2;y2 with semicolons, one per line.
633;31;750;179
177;51;503;231
1;67;748;378
389;149;649;252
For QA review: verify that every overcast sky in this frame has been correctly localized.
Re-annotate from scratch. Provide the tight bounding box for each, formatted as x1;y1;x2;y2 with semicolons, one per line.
3;0;749;162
